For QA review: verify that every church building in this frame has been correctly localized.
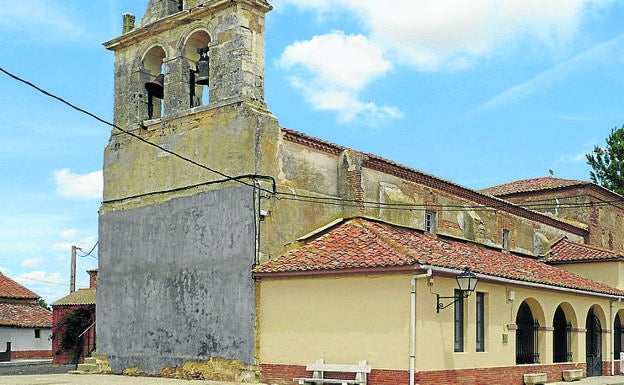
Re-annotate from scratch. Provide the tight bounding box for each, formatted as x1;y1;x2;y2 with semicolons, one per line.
97;1;624;384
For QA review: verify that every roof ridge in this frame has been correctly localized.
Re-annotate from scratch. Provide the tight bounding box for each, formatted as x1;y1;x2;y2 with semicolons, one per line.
354;220;422;266
554;237;622;255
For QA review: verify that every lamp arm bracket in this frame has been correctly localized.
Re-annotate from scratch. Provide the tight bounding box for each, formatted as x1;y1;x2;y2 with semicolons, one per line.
436;292;468;313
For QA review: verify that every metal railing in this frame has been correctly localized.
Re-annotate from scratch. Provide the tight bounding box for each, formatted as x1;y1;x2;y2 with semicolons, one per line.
76;322;96;363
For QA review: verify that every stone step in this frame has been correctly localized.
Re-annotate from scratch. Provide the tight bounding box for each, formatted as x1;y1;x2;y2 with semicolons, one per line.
83;357;98;365
76;363;99;372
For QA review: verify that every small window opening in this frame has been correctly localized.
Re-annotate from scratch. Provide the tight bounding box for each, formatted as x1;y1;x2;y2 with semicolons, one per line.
425;210;437;234
34;329;41;339
502;229;510;250
454;289;464;352
476;292;485;352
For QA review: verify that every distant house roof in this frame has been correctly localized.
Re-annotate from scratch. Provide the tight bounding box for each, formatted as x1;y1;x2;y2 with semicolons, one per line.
0;272;40;300
546;237;623;264
253;217;624;297
0;303;52;328
480;177;598;197
52;289;96;306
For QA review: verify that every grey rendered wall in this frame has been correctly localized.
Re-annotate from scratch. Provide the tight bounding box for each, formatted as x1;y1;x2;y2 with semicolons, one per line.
97;186;256;373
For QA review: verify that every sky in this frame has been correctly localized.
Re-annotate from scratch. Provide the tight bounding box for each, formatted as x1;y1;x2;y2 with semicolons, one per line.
0;0;623;304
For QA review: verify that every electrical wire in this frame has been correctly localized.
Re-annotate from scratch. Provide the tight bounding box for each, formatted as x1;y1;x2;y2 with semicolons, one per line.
2;66;621;216
0;66;276;197
78;241;98;260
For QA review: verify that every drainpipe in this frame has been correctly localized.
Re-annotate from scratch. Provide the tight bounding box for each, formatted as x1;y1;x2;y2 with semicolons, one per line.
611;300;615;376
410;268;432;385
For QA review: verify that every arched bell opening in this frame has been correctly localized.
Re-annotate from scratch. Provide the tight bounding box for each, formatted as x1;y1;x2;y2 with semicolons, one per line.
184;30;211;108
142;46;166;120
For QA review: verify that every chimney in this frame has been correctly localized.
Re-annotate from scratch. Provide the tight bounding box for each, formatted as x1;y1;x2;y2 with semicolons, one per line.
87;269;98;289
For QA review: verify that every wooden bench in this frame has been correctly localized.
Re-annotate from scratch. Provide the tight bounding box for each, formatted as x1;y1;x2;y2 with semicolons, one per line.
295;359;371;385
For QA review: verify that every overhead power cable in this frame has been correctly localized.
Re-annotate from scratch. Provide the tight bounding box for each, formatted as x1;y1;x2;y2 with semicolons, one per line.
0;66;276;196
2;66;621;216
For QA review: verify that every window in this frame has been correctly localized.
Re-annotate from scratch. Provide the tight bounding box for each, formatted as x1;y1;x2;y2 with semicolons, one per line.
454;289;464;352
34;329;41;339
425;210;437;234
476;292;485;352
502;229;510;250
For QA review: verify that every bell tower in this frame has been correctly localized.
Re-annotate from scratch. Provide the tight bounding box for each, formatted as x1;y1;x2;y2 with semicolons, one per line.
105;0;272;127
98;0;278;375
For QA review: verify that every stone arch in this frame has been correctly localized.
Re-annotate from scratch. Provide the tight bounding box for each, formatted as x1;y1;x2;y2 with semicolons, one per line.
516;299;543;364
140;45;167;119
586;305;604;377
614;309;624;360
553;303;574;363
178;25;213;107
558;302;578;327
519;297;546;326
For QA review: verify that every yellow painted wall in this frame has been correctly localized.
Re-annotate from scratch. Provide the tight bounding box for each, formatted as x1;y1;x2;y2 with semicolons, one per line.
258;274;411;369
557;261;624;291
258;273;624;371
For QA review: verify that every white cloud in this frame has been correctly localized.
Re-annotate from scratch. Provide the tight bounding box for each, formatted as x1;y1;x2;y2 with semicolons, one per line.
467;33;624;115
15;271;64;287
59;229;77;239
274;0;612;122
21;258;42;268
52;236;97;254
0;0;91;44
54;169;103;200
279;31;400;122
275;0;612;70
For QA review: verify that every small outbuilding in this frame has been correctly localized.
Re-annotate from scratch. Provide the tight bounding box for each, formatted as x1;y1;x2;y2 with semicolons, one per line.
0;272;52;360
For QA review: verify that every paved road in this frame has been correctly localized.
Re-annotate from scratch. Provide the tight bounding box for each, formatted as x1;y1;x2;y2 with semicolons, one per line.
0;374;268;385
0;373;622;385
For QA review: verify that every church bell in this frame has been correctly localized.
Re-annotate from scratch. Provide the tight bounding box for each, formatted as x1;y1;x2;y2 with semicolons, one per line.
195;47;210;86
145;74;165;99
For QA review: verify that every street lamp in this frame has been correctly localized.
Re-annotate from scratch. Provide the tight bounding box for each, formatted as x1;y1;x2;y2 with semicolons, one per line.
436;268;478;313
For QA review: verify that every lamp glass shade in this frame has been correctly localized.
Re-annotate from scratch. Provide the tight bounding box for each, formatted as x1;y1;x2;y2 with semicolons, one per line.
456;269;478;292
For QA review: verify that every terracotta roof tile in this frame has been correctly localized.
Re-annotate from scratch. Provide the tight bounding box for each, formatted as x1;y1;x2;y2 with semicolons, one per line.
0;272;40;300
547;237;623;263
254;218;624;296
52;289;96;306
0;303;52;328
480;177;589;196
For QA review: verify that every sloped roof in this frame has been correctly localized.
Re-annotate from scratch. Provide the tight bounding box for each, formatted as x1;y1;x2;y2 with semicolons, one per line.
282;129;587;237
253;218;624;297
0;303;52;328
0;272;39;300
52;289;96;306
546;237;623;263
480;177;590;196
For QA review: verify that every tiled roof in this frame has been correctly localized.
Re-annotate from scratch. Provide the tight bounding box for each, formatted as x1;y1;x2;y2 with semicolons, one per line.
0;272;39;300
546;237;623;263
0;303;52;328
480;177;590;196
52;289;96;306
253;218;624;296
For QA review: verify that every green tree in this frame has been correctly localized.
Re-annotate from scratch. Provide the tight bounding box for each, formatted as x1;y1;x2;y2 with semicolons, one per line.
36;298;50;310
586;125;624;195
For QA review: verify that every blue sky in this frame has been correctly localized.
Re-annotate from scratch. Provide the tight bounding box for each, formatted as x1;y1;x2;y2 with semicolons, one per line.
0;0;623;304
